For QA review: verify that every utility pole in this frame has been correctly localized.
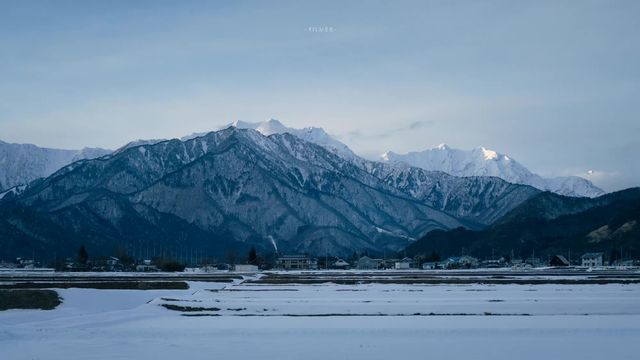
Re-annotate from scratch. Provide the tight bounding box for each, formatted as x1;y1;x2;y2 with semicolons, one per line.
325;244;328;270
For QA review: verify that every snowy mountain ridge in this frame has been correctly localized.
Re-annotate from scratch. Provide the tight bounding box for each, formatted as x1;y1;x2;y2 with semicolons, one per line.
381;144;604;198
221;118;358;160
220;119;603;198
0;119;604;199
0;140;111;191
3;127;478;257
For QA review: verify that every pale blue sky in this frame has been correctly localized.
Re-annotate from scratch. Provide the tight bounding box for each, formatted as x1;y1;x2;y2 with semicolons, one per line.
0;0;638;191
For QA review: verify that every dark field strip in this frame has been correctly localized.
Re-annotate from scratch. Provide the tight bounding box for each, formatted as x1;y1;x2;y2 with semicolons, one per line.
0;275;241;282
161;304;221;312
0;289;61;310
0;281;190;290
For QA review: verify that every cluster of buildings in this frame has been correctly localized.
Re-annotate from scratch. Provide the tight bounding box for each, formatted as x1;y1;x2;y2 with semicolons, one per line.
550;252;639;268
274;255;418;270
273;255;481;270
2;251;638;273
270;252;640;271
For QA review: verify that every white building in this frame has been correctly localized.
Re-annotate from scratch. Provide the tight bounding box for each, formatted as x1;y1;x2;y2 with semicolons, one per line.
581;252;604;267
394;257;413;270
234;264;259;272
422;262;441;270
357;256;383;270
332;259;350;269
276;255;318;270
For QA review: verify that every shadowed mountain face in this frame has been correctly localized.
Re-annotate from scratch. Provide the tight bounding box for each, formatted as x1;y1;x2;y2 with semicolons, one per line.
405;188;640;260
365;162;539;225
0;127;543;261
0;128;469;260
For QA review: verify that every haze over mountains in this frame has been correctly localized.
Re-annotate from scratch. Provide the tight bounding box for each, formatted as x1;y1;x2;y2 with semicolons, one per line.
0;141;110;192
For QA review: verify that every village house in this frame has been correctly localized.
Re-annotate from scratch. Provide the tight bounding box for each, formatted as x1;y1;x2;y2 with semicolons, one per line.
421;262;442;270
234;264;259;272
394;257;414;270
136;260;158;272
549;255;570;267
444;256;479;269
479;259;504;268
276;255;318;270
332;259;350;270
581;252;604;267
16;258;37;269
613;259;640;267
357;256;383;270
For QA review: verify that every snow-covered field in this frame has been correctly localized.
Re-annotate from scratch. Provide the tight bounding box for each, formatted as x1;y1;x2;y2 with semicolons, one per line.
2;278;640;360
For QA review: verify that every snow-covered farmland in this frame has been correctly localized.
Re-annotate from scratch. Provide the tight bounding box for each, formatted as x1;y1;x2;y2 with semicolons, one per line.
1;278;640;360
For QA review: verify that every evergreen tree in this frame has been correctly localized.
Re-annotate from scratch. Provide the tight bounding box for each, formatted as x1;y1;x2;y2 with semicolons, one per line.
77;245;89;265
248;246;258;265
226;250;237;266
427;250;441;262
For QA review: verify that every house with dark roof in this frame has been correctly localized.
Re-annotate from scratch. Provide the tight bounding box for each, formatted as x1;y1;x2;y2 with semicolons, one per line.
550;255;570;267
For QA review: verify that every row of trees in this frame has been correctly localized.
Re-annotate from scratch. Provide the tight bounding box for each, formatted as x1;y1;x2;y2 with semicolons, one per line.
65;245;186;272
69;244;265;271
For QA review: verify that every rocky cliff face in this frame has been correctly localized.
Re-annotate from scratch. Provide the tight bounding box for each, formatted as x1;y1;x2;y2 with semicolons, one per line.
365;162;540;225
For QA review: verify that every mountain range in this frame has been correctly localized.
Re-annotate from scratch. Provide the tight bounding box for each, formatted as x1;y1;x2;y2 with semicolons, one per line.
1;119;603;200
0;118;628;262
0;125;541;260
382;144;604;198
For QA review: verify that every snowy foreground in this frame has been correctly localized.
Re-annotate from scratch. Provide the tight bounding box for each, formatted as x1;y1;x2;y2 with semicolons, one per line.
2;277;640;360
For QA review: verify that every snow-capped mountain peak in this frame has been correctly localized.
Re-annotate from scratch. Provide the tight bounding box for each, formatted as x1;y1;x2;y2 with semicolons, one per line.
232;118;289;135
478;146;499;160
226;118;358;160
381;144;605;198
380;151;393;162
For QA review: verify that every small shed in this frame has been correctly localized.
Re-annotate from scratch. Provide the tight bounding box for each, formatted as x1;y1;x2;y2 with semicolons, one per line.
422;262;441;270
394;257;413;270
332;259;350;270
234;264;259;272
550;255;570;267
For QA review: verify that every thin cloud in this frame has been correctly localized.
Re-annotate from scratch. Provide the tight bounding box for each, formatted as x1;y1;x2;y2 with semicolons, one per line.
341;120;435;141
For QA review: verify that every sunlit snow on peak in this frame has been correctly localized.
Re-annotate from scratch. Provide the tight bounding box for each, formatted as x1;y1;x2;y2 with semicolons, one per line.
480;147;498;160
